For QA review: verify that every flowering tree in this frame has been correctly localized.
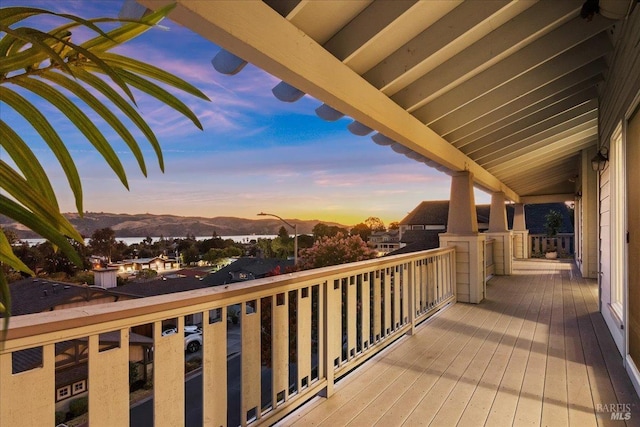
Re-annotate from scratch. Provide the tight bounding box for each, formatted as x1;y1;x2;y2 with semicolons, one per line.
298;233;377;270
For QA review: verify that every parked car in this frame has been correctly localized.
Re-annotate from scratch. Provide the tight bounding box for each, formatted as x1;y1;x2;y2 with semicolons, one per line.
162;325;203;353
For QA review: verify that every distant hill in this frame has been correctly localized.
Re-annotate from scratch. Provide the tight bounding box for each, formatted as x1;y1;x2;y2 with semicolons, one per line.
0;212;350;239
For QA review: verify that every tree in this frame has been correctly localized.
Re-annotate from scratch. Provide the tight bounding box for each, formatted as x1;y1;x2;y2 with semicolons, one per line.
0;5;208;333
298;233;377;270
350;223;372;242
388;221;400;230
312;222;349;240
89;227;117;261
364;217;386;232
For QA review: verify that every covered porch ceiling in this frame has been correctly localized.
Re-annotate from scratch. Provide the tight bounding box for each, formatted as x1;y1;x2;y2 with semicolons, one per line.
138;0;631;203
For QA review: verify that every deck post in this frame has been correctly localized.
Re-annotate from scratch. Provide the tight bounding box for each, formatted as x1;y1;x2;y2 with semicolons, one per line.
512;203;529;259
485;191;513;275
439;171;486;303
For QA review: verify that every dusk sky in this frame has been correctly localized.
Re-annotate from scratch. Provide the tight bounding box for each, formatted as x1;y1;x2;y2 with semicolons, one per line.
4;1;491;227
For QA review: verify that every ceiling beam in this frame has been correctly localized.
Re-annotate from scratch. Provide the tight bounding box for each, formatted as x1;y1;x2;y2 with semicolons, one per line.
362;0;511;93
479;117;598;167
387;0;580;104
520;194;576;203
444;63;605;143
413;32;612;125
449;76;602;147
466;98;598;157
138;0;521;202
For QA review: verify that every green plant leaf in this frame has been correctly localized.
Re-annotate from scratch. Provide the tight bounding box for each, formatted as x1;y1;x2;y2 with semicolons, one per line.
11;76;130;189
80;3;175;52
0;161;81;241
0;7;112;37
99;52;210;101
41;70;149;176
0;268;10;346
0;195;83;266
0;25;72;75
73;67;165;171
0;86;84;212
90;65;204;130
0;230;34;275
0;120;58;207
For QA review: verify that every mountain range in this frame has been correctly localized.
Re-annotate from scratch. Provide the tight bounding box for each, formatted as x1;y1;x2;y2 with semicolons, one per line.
0;212;350;239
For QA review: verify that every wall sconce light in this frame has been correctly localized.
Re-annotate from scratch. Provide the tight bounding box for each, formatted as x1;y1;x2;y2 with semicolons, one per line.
591;147;609;171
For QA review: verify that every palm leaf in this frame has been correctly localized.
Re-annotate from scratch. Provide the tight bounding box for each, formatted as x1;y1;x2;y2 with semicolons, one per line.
89;64;204;130
80;3;175;52
0;120;58;207
0;7;111;37
0;25;72;75
41;70;149;176
0;231;33;275
99;52;210;101
72;67;165;171
10;76;130;189
0;195;83;266
0;86;84;212
0;268;10;345
0;161;82;241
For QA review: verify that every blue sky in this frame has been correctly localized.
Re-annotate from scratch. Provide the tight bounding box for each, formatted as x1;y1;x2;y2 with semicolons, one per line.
3;1;491;226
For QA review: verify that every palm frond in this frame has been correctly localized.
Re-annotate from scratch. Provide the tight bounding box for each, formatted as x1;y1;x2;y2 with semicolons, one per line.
0;3;210;341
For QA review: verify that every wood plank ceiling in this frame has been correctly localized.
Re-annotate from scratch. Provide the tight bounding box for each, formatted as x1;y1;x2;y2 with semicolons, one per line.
141;0;628;201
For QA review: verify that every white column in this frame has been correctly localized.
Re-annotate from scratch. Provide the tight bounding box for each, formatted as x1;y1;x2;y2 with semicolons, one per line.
580;147;599;278
512;203;529;259
440;171;486;303
486;192;513;275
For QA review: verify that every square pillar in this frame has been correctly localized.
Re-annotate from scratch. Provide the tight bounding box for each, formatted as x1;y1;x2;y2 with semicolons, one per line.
486;192;513;275
485;231;513;275
440;171;485;303
512;203;529;259
440;233;486;303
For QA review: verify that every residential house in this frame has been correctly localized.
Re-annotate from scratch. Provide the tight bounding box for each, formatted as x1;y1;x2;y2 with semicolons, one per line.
108;255;179;275
369;230;400;255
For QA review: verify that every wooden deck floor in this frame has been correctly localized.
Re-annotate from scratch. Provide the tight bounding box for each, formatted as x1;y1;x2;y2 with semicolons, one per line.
277;260;640;427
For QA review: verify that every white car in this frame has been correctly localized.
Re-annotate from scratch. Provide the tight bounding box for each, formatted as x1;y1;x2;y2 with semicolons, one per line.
162;325;203;353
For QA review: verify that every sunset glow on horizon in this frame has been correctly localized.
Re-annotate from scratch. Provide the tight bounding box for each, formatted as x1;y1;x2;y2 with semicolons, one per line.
4;1;491;228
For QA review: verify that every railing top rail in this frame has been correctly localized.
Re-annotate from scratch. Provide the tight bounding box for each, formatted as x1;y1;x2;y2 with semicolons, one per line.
3;247;454;345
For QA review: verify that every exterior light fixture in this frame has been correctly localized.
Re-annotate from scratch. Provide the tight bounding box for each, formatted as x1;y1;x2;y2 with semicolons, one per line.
591;147;609;171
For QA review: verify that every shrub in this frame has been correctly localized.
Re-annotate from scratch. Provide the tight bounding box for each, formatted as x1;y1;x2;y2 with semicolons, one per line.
68;396;88;418
55;411;66;425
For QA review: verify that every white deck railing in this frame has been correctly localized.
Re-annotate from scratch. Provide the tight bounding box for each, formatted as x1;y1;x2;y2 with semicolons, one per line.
0;248;455;427
529;233;575;257
485;238;495;280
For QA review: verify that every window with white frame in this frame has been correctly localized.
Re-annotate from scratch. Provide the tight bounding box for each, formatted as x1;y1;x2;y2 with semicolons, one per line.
610;123;625;319
56;385;71;401
72;380;86;395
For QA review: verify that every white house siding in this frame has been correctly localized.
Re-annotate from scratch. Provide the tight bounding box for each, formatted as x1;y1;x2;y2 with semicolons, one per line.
599;164;624;353
597;6;640;393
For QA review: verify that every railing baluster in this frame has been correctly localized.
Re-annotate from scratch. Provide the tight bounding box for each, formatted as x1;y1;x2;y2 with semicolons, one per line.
297;287;312;392
0;343;55;426
347;276;357;360
273;293;289;407
241;301;261;423
88;329;129;427
401;263;409;326
203;307;227;426
384;268;392;336
153;318;185;427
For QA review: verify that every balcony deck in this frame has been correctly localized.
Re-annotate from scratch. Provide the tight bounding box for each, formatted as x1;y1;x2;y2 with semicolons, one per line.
278;259;640;427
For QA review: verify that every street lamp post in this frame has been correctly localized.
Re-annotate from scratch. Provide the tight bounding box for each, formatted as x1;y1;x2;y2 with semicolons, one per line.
257;212;298;265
